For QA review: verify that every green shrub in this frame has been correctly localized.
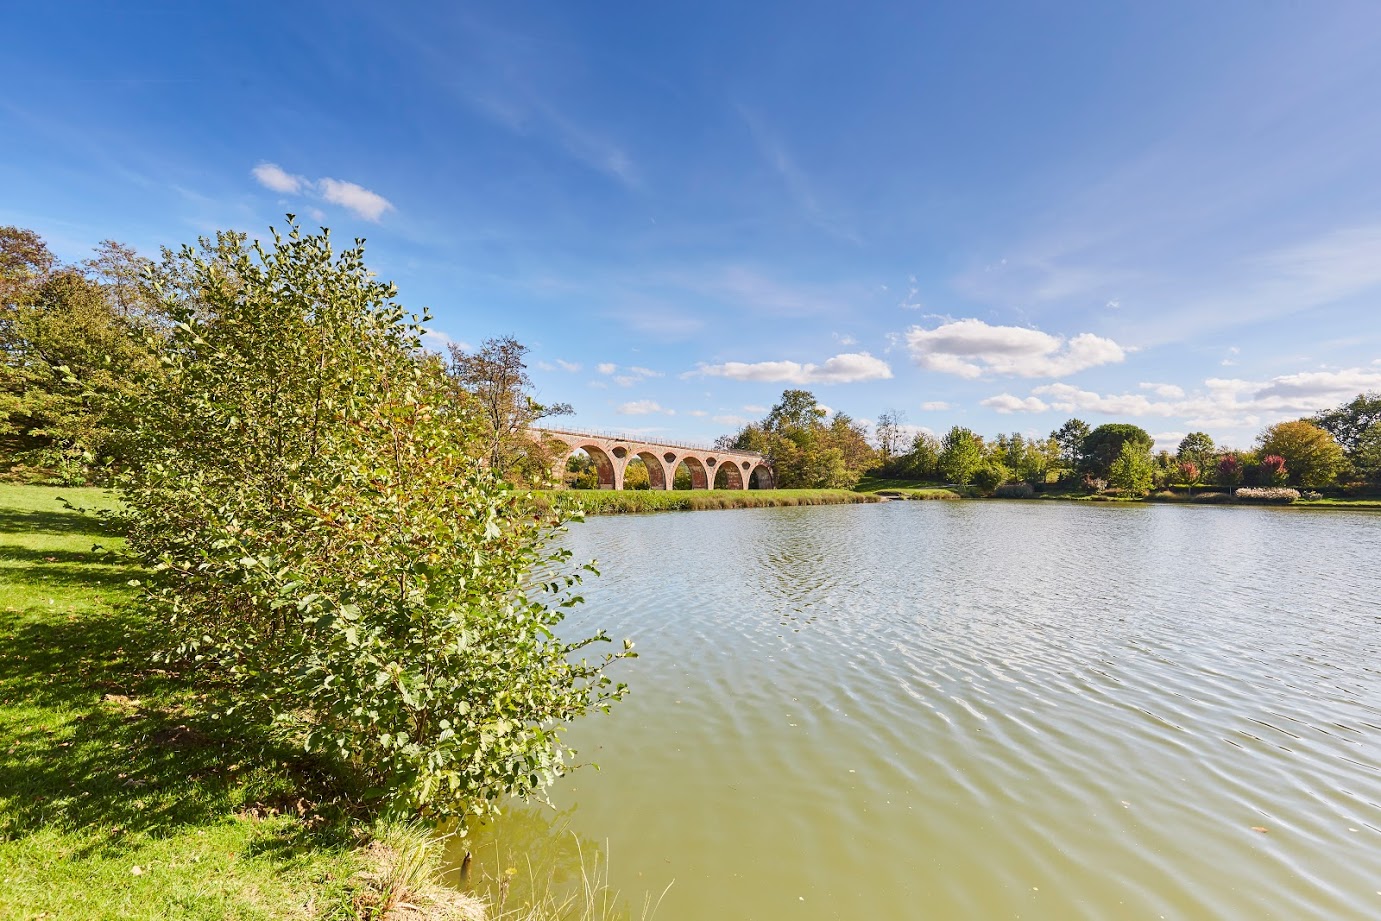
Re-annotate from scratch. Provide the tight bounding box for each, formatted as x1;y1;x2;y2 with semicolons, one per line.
119;222;631;821
993;482;1035;499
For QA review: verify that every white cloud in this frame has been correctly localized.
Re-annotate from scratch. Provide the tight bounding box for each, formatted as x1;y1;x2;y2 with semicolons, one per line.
1151;431;1187;452
919;401;950;411
318;178;394;221
597;364;663;387
617;399;668;415
979;366;1381;432
904;319;1126;379
252;162;305;194
1139;382;1186;398
251;163;393;221
692;352;892;385
597;363;617;375
713;414;751;427
742;404;768;413
688;409;709;417
982;393;1051;414
833;332;858;346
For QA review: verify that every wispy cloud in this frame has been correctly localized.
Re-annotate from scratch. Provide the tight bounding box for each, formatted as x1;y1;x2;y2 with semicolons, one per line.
251;163;394;222
904;319;1126;379
690;352;893;385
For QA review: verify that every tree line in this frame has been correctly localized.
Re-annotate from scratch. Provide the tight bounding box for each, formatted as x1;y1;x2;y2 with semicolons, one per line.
719;387;1380;497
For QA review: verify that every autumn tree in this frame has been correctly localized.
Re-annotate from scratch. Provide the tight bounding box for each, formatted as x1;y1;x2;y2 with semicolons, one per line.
1256;420;1345;488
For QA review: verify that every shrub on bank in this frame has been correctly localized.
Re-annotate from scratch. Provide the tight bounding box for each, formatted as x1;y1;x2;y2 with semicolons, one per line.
993;482;1035;499
119;223;631;821
1234;486;1300;503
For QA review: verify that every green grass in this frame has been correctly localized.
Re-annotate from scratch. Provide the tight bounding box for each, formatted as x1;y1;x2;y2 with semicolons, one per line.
0;484;371;920
530;488;879;515
852;477;968;499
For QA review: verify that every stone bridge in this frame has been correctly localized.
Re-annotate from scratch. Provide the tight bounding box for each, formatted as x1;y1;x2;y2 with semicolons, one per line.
535;428;774;490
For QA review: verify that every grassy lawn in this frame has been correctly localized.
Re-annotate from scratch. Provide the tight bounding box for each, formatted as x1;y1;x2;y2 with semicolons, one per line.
530;488;878;514
852;477;967;499
0;484;367;921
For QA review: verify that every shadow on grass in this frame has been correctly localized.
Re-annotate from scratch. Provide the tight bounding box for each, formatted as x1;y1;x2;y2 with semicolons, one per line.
0;504;116;538
0;597;355;866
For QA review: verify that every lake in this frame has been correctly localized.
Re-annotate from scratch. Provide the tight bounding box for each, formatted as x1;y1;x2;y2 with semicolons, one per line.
452;501;1381;920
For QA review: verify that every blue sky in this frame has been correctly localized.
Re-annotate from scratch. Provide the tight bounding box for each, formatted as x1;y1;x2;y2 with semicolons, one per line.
5;2;1381;450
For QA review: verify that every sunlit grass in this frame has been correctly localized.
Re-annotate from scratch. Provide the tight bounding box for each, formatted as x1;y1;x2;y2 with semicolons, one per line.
0;484;365;920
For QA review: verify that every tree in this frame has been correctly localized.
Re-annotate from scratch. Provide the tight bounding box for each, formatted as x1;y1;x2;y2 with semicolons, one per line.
1216;453;1243;486
1107;441;1154;494
121;221;630;820
899;431;940;480
1177;461;1199;487
972;460;1010;493
1;229;159;481
445;335;572;483
937;426;983;485
1312;392;1381;482
1081;423;1153;478
724;390;874;488
1176;432;1215;473
874;408;906;465
623;457;651;490
1256;420;1345;488
1052;418;1090;472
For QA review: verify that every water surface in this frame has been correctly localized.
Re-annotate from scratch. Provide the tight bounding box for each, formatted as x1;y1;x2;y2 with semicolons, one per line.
455;502;1381;919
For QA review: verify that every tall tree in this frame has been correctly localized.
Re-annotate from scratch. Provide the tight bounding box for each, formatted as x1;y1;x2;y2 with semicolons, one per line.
724;390;874;488
1;228;157;480
1176;432;1215;473
937;426;983;485
1052;418;1090;472
445;335;572;483
874;408;905;464
1081;423;1153;478
1312;392;1381;482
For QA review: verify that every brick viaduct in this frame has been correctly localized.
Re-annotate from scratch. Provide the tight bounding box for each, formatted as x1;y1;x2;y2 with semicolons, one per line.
535;428;775;491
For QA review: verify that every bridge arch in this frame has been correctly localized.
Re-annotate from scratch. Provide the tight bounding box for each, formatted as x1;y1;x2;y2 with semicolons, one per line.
749;463;775;490
714;459;745;489
673;455;709;490
633;450;668;490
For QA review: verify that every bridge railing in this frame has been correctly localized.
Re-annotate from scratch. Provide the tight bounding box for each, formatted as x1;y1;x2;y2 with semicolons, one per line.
532;427;765;459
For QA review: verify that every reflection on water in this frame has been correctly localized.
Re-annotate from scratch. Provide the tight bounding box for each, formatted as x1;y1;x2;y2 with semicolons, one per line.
449;502;1381;920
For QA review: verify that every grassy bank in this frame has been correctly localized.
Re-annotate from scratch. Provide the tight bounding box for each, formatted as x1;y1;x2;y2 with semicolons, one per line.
532;488;879;515
0;484;488;920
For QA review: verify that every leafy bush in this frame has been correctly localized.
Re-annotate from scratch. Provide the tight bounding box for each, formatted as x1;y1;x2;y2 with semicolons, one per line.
993;482;1035;499
1234;486;1299;503
119;222;631;820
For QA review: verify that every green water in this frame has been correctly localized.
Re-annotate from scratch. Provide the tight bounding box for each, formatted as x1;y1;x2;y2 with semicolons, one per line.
449;502;1381;919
